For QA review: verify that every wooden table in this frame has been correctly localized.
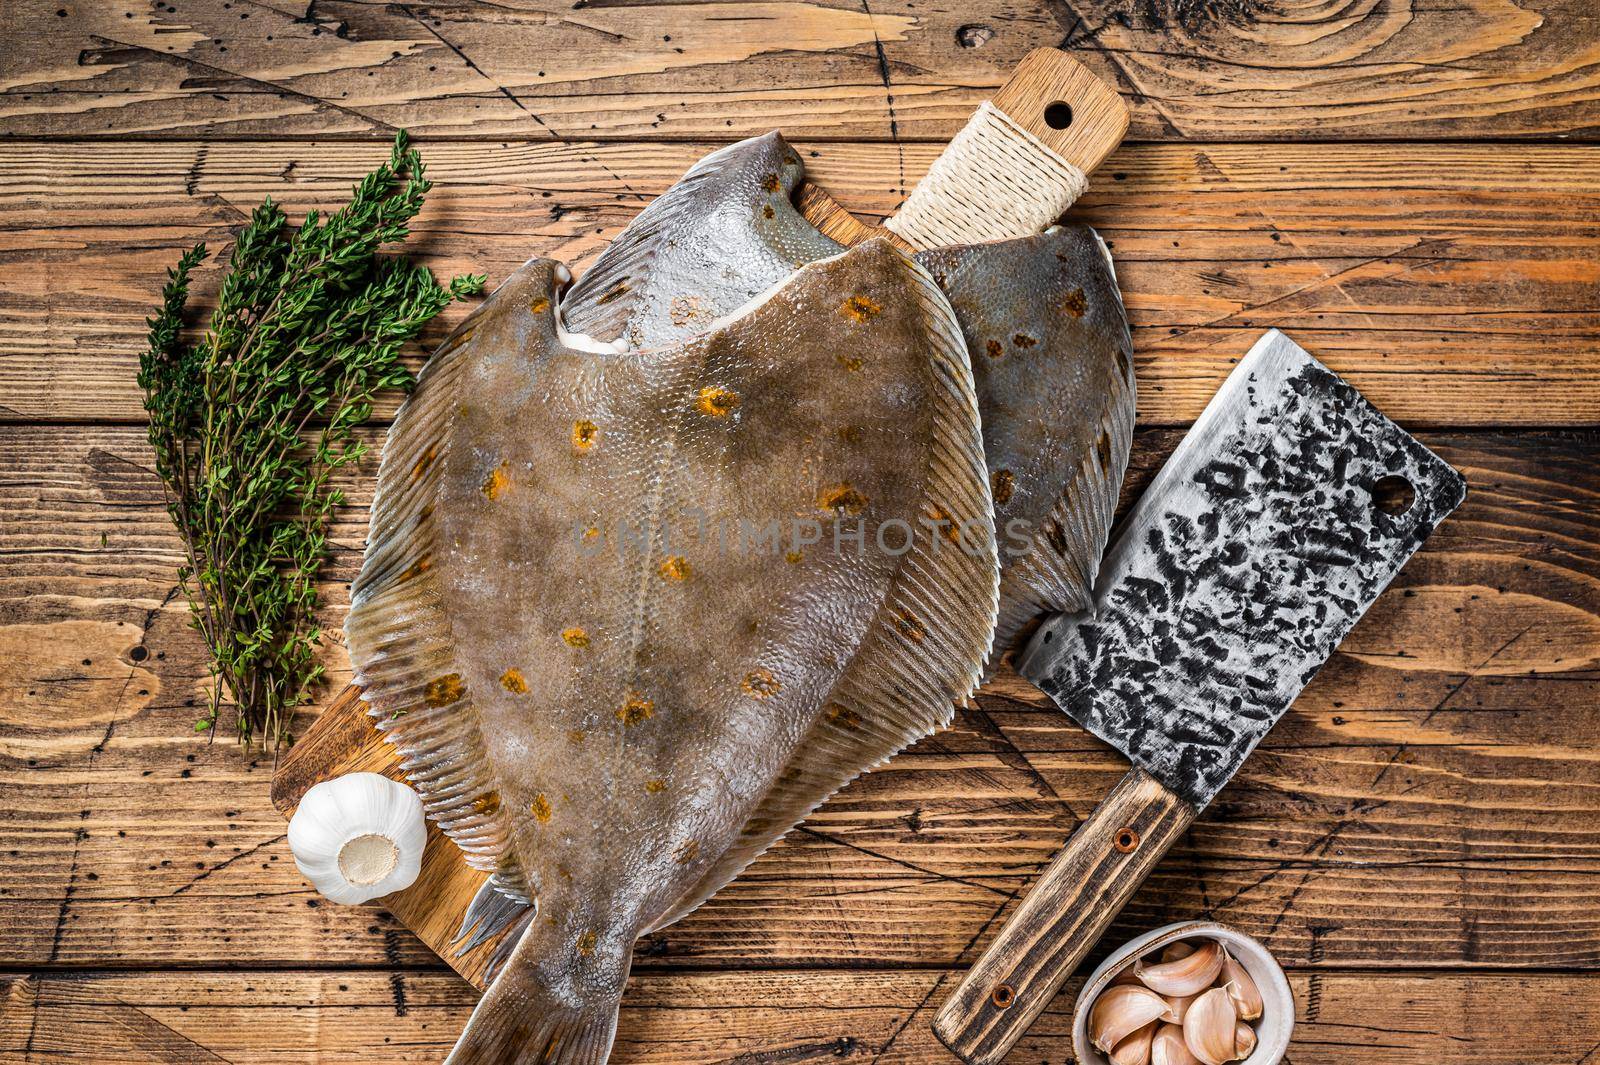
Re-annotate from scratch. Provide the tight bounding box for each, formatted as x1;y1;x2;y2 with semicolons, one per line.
2;1;1598;1061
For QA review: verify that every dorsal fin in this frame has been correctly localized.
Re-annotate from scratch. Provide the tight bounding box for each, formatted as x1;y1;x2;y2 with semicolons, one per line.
344;262;568;904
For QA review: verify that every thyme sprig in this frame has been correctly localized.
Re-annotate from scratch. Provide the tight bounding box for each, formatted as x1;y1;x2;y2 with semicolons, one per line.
140;132;485;748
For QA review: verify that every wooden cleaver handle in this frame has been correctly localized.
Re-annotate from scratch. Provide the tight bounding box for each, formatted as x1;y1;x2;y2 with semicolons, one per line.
882;49;1129;250
930;767;1197;1065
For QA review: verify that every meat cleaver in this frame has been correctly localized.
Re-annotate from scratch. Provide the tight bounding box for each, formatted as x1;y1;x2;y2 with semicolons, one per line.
931;329;1468;1063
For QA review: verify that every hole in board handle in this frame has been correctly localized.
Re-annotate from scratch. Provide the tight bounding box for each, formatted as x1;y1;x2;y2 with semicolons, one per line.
1044;101;1074;130
992;983;1016;1010
1370;474;1416;517
1114;827;1140;853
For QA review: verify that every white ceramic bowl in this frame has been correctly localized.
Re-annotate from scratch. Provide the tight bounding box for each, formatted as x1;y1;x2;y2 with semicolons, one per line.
1071;921;1294;1065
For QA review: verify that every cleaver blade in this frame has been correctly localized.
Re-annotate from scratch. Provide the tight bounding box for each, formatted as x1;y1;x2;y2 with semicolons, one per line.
931;329;1467;1065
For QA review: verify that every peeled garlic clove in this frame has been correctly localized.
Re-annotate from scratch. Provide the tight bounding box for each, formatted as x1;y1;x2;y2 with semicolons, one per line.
1152;1023;1201;1065
1136;939;1226;997
1090;985;1176;1052
1110;1021;1158;1065
1234;1021;1257;1060
288;772;426;905
1182;988;1238;1065
1220;951;1263;1021
1164;992;1198;1023
1161;940;1196;962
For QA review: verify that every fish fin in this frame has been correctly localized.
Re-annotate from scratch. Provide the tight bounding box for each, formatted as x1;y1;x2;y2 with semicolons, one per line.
453;875;535;958
445;923;631;1065
989;229;1136;667
651;253;999;930
345;264;564;904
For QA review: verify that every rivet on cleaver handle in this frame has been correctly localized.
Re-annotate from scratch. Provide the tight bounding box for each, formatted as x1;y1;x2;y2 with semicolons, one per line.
931;329;1467;1064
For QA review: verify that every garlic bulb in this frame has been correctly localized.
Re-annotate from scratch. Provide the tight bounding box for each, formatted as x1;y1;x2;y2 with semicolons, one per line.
288;772;426;904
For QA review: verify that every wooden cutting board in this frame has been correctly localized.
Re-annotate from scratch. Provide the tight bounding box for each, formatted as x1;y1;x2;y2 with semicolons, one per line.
270;48;1128;991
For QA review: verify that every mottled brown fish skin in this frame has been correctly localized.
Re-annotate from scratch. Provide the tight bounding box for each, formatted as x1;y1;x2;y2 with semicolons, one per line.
918;227;1136;663
564;133;1134;667
346;239;997;1065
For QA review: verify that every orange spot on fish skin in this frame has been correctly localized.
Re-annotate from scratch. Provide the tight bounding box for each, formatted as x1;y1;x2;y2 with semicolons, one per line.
618;690;655;726
817;483;867;515
784;550;802;564
531;793;553;823
577;930;598;956
925;503;963;545
836;353;864;372
529;295;551;314
675;840;700;864
500;668;528;694
481;462;510;500
557;864;572;880
410;444;438;482
895;610;927;644
761;172;780;192
762;204;775;219
595;283;629;306
827;702;863;728
985;339;1004;359
837;426;862;444
644;779;666;794
472;791;502;816
742;667;781;700
562;627;591;648
1062;287;1087;318
1013;333;1038;349
695;386;740;418
658;556;690;582
572;420;598;450
568;729;587;744
398;556;432;583
992;469;1016;506
839;294;882;323
424;673;465;707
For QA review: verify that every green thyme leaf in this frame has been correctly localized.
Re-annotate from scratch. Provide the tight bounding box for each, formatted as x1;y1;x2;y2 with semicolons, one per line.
139;131;485;749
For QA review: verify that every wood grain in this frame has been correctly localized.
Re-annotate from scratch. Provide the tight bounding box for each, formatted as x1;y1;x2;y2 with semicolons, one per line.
2;140;1597;427
5;968;1600;1063
932;769;1196;1065
3;425;1596;974
3;0;1597;141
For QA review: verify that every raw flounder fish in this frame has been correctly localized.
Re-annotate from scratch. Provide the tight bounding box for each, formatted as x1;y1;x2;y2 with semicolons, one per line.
565;131;1134;664
345;239;999;1064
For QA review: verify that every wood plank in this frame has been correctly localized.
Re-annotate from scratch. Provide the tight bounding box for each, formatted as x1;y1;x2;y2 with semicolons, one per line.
5;968;1600;1063
2;425;1596;972
3;0;1597;141
2;140;1596;427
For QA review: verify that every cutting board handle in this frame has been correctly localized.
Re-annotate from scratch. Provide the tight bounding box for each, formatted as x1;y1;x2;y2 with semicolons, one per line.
930;767;1197;1065
883;49;1128;250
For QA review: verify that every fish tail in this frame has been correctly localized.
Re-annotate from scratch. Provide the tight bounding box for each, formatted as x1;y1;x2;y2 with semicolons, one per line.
444;923;631;1065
